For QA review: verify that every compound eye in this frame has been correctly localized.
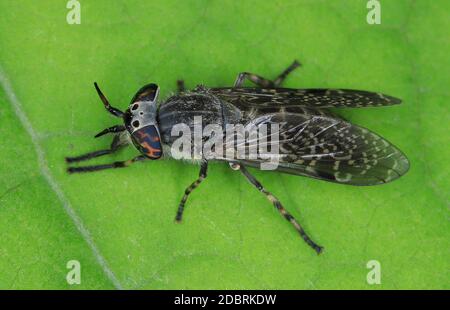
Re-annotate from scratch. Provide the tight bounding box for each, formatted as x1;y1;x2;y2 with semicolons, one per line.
132;120;140;128
131;103;139;111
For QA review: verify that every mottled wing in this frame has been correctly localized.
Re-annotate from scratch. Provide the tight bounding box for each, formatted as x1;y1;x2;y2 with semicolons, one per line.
209;87;401;108
218;113;409;186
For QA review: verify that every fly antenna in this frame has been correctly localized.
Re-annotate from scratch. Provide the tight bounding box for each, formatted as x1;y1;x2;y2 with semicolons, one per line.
94;82;124;118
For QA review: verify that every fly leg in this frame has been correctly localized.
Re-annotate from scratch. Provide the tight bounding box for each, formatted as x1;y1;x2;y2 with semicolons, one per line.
94;125;125;138
67;155;146;173
66;134;127;163
175;160;208;222
230;162;323;254
233;72;275;88
233;60;301;88
177;80;186;93
273;60;301;87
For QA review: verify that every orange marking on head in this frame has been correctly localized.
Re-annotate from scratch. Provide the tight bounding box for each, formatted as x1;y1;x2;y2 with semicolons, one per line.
141;141;161;158
137;131;150;139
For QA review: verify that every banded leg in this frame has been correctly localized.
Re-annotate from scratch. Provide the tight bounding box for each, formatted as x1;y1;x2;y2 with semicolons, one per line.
233;60;301;88
273;60;301;87
94;82;124;117
67;155;146;173
234;163;323;254
175;160;208;222
66;134;126;163
234;72;275;88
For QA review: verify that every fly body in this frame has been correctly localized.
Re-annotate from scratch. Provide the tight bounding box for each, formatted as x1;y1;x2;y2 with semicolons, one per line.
66;60;409;254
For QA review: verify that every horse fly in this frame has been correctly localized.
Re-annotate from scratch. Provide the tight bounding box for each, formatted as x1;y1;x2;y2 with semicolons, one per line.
66;60;409;254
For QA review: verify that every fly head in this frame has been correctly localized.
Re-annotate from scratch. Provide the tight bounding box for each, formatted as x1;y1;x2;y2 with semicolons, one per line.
123;83;162;159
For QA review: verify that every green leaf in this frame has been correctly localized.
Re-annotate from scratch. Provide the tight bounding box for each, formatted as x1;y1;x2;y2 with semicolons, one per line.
0;0;448;289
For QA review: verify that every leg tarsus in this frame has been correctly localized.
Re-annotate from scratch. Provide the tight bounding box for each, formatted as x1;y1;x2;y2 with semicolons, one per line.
177;80;186;93
233;59;301;88
175;160;208;222
65;135;126;163
236;164;323;254
234;72;275;88
66;149;114;163
67;155;146;173
273;60;301;87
